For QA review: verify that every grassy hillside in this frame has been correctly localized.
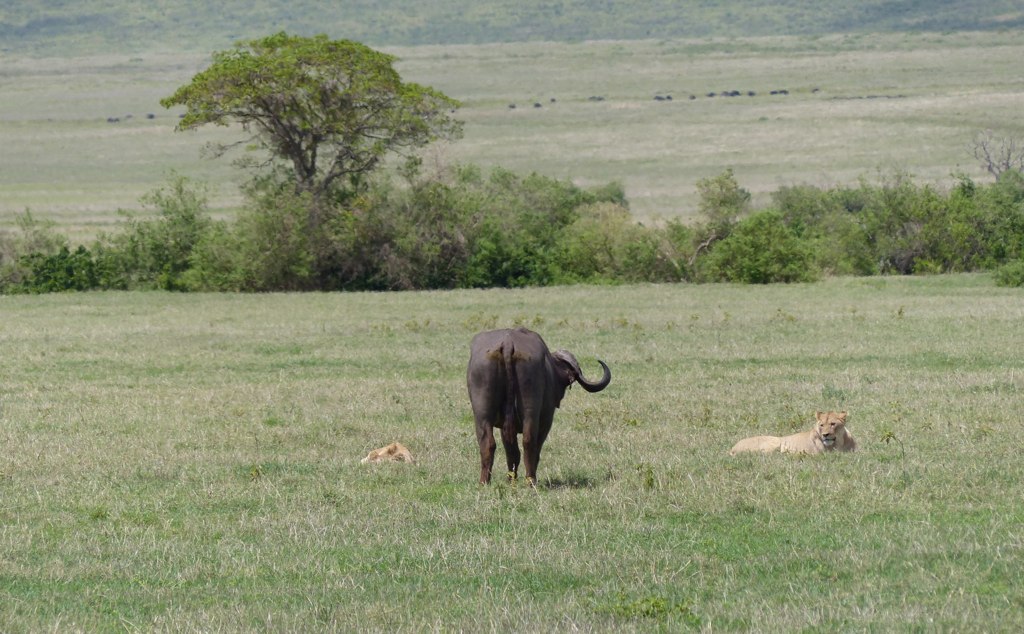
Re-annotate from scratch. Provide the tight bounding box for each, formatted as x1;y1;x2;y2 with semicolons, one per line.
3;0;1024;55
1;275;1022;630
3;31;1024;241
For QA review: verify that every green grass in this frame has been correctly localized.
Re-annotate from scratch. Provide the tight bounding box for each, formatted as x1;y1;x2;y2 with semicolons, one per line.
3;31;1024;241
1;275;1023;630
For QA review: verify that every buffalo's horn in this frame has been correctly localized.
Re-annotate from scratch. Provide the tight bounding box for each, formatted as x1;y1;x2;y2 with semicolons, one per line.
576;359;611;393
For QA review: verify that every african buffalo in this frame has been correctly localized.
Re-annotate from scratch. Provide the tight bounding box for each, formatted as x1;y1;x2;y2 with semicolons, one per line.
467;327;611;486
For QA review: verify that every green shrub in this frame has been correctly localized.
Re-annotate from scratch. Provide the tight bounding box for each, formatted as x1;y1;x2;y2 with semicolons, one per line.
463;217;558;288
362;178;475;290
233;186;319;291
853;172;935;274
976;170;1024;264
691;168;751;248
18;245;99;293
993;259;1024;287
460;168;613;288
855;171;1024;274
98;176;212;290
719;171;1024;282
20;165;1024;293
1;211;69;291
177;222;234;291
553;202;687;283
323;198;398;291
318;167;480;290
703;210;819;283
696;169;750;233
661;219;697;279
187;184;344;292
771;171;1024;277
772;185;876;275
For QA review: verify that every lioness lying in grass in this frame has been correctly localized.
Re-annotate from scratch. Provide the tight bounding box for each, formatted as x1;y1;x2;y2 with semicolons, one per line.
361;442;415;464
729;411;856;455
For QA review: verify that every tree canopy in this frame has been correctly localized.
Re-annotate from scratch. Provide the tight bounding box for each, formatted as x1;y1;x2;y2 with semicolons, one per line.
161;32;462;205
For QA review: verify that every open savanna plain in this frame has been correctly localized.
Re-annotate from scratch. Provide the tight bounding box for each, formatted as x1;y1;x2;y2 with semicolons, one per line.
1;274;1023;630
3;30;1024;241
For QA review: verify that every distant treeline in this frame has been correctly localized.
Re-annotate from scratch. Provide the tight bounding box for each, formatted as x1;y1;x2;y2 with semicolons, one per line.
3;165;1024;293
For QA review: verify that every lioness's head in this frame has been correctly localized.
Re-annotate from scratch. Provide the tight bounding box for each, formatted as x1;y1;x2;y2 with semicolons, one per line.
815;411;848;448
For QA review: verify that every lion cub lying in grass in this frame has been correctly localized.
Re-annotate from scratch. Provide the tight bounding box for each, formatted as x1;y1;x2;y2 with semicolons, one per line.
729;411;857;455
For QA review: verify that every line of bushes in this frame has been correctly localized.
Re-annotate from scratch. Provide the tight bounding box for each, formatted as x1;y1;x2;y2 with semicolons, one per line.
3;165;1024;293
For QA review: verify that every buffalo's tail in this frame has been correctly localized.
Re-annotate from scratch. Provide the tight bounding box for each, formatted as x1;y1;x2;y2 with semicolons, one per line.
502;341;519;443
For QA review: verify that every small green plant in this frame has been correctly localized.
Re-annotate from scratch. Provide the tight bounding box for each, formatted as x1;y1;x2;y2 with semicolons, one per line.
404;319;431;332
635;462;656;490
974;424;995;439
881;428;909;482
880;429;905;460
774;307;798;323
699;402;713;424
603;593;701;626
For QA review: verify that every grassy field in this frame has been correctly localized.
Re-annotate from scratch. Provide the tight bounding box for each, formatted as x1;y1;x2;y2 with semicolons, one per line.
5;0;1020;55
1;274;1022;630
3;31;1024;241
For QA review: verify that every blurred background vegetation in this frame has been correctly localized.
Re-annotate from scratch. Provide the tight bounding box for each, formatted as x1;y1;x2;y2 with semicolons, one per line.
4;3;1024;292
5;166;1024;292
4;0;1023;56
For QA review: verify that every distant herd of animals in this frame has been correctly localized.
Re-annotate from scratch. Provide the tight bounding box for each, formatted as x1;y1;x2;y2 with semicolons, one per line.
103;88;909;123
364;327;857;486
507;88;804;109
106;88;810;121
104;112;186;123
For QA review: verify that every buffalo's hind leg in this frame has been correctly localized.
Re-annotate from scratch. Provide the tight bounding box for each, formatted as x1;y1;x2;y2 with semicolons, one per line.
521;425;541;488
522;408;554;488
521;433;540;488
500;421;521;483
476;421;497;484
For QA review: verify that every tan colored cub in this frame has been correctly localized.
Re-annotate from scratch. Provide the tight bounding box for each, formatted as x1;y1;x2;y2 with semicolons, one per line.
729;411;856;456
361;442;416;464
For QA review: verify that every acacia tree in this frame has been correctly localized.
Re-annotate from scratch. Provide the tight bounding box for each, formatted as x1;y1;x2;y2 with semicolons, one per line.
161;32;462;223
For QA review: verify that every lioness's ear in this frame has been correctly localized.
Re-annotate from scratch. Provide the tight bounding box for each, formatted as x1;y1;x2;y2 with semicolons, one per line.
815;411;826;421
836;411;848;421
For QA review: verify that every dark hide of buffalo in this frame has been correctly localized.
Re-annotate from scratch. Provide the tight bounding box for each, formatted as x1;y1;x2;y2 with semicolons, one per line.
467;327;610;486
